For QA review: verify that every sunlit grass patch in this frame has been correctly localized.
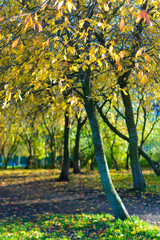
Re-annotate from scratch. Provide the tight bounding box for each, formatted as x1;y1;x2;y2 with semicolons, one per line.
0;214;160;239
0;169;159;194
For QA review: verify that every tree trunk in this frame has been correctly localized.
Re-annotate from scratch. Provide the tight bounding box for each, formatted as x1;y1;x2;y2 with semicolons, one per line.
50;135;56;169
120;81;146;190
59;111;70;181
25;140;34;169
110;135;119;170
96;104;160;175
84;95;129;220
3;157;9;169
73;118;81;173
25;155;33;169
125;146;130;171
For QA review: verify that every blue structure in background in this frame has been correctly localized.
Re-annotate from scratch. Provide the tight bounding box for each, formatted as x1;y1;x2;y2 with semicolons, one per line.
0;156;28;167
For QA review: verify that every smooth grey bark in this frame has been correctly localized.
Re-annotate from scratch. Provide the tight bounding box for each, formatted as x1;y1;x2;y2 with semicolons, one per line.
118;75;145;190
59;111;70;181
81;68;129;220
84;95;129;220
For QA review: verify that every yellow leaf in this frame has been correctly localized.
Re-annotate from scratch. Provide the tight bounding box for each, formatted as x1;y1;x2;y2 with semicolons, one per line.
12;38;20;48
138;70;143;79
141;74;147;84
24;14;31;25
35;13;38;22
103;3;109;11
19;42;24;51
66;1;74;12
98;59;103;68
72;65;79;71
135;47;144;58
57;0;64;10
143;65;150;72
109;45;113;55
61;85;67;92
144;53;151;62
79;20;84;28
119;50;125;58
82;65;88;71
42;39;49;48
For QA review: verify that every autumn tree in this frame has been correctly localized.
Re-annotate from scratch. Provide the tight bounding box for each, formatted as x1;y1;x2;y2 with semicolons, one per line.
1;0;159;219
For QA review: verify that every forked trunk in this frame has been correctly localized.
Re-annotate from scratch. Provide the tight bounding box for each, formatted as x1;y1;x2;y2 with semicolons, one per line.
84;96;129;220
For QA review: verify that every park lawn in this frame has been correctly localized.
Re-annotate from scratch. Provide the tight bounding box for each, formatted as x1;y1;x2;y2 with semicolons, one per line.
0;169;160;194
0;213;160;239
0;169;160;239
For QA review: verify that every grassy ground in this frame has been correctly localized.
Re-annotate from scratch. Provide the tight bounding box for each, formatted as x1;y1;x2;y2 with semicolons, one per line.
0;213;160;239
0;169;160;239
1;169;160;194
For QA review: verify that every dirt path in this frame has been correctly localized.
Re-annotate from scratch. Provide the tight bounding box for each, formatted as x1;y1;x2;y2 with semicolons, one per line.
0;177;160;226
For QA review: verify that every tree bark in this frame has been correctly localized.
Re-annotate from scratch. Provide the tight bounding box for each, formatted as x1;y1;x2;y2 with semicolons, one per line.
50;135;56;169
119;75;146;190
125;146;130;171
84;95;129;220
96;104;160;175
59;111;70;181
73;116;87;173
80;65;129;219
73;118;81;173
110;134;119;170
25;140;34;169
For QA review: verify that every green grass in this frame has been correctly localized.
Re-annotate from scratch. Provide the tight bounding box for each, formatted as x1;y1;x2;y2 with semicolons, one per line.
0;169;160;239
0;213;160;239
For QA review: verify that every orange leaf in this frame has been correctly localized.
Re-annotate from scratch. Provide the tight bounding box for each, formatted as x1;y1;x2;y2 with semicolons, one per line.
136;10;152;26
0;16;4;22
12;38;20;48
136;11;143;23
135;62;139;68
144;13;152;26
35;22;43;32
119;18;125;31
24;14;31;25
19;42;24;51
62;61;68;66
42;39;49;48
119;50;125;58
118;62;122;71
